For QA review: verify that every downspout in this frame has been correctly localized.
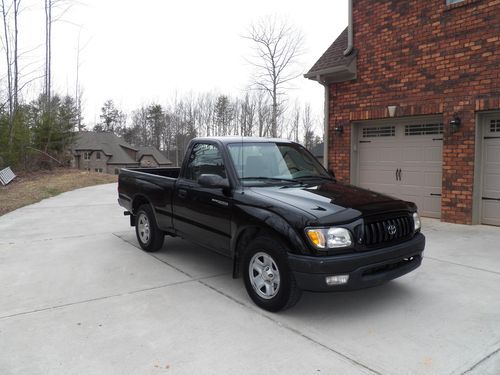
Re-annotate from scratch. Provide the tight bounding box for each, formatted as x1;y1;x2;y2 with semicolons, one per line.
317;75;329;169
344;0;354;56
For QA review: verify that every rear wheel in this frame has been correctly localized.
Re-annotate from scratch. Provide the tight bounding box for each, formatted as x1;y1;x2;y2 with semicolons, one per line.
135;204;164;252
243;235;302;312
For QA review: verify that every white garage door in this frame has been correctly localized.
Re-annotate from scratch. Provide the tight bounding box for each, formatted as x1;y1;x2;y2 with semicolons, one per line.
357;119;443;218
481;117;500;226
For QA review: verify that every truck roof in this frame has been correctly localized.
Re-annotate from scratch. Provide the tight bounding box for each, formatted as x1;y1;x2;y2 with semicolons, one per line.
191;136;295;145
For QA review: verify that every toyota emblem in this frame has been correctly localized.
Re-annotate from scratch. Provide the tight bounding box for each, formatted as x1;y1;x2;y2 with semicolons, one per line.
387;224;397;235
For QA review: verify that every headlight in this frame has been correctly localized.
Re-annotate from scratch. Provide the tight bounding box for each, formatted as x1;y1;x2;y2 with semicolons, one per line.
413;212;421;231
306;227;353;249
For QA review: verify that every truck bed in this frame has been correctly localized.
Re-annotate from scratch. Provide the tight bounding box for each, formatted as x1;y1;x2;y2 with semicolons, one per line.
118;167;181;221
123;167;181;179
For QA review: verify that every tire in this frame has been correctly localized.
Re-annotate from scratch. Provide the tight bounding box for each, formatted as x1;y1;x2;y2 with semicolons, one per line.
135;204;164;252
243;235;302;312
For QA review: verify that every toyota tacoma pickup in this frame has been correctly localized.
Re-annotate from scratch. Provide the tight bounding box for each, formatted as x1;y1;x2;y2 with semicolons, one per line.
118;137;425;311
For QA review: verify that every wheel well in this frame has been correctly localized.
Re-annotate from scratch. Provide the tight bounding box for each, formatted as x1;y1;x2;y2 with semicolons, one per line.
232;226;288;279
132;195;150;215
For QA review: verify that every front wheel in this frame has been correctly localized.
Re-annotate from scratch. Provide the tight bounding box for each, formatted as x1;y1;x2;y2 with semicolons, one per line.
243;235;302;312
135;204;164;252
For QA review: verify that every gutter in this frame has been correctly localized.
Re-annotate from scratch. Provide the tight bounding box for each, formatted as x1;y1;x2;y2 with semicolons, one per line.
344;0;354;56
303;64;352;80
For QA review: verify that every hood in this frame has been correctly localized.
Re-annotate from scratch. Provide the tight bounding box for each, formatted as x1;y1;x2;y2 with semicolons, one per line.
249;181;415;225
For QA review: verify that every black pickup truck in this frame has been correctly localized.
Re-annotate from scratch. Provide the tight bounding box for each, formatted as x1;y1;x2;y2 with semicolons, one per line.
118;137;425;311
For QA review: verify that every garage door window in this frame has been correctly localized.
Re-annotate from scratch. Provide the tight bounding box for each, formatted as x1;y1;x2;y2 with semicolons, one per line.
490;119;500;132
405;123;443;136
362;126;395;138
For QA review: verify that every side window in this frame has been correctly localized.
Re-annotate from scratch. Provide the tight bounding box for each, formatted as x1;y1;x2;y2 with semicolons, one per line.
183;143;227;181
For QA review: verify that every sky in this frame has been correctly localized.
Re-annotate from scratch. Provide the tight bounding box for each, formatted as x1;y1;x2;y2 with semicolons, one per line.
12;0;348;131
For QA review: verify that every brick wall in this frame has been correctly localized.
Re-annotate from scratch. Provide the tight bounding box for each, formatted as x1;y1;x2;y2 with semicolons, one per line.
328;0;500;223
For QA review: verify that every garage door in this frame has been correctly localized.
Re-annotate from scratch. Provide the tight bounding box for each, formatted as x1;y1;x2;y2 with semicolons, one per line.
481;117;500;225
357;119;443;218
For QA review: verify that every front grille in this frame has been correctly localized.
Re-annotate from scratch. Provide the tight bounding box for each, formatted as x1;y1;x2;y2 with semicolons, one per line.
355;215;413;248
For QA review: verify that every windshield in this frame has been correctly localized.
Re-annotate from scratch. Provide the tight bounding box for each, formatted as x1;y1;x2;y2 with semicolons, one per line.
227;142;331;185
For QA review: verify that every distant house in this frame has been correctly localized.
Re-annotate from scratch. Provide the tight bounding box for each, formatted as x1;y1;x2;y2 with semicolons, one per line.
72;132;172;174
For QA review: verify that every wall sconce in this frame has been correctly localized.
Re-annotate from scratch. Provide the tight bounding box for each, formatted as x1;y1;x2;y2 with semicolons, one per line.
450;114;461;132
388;105;397;118
334;125;344;134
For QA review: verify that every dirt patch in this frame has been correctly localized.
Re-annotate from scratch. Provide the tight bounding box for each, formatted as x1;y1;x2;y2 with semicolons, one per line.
0;168;117;216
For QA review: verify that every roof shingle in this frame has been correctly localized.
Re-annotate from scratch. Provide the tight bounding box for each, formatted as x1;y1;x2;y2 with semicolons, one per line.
73;132;139;165
137;146;172;165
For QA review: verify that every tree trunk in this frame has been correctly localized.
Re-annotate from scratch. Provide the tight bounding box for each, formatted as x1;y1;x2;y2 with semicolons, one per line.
271;90;277;138
2;0;13;146
44;0;53;152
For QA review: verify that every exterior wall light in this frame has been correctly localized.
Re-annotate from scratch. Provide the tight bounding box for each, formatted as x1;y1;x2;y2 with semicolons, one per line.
334;124;344;134
450;114;461;132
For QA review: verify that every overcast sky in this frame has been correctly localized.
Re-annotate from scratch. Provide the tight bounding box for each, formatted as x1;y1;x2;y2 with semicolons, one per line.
13;0;347;130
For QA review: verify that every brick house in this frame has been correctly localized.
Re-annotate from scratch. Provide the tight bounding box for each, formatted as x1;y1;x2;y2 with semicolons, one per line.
72;132;172;174
305;0;499;225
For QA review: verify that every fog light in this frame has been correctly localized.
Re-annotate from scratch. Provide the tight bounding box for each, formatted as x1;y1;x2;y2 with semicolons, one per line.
325;275;349;286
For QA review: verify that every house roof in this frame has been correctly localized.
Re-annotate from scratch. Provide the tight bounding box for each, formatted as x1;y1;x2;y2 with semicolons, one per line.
73;131;139;165
137;146;172;165
304;27;357;82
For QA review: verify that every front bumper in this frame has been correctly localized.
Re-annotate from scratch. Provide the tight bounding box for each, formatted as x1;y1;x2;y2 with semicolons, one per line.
288;233;425;292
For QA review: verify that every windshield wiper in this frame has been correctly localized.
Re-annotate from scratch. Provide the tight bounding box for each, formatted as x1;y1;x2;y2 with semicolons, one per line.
294;175;335;181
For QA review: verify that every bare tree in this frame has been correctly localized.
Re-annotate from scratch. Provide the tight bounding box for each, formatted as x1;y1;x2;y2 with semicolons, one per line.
44;0;69;102
195;92;214;137
74;28;87;131
1;0;20;146
290;100;300;142
244;15;303;137
44;0;51;105
302;103;315;149
239;93;256;136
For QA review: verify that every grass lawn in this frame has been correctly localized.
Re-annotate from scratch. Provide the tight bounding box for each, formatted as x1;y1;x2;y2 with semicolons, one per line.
0;168;117;216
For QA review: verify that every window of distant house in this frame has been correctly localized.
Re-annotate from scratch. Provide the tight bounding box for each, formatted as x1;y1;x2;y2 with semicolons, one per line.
96;152;101;160
114;168;119;175
95;168;103;173
83;152;91;160
446;0;464;4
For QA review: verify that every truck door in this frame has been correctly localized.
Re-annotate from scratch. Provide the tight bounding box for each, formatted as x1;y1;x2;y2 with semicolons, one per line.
172;142;232;254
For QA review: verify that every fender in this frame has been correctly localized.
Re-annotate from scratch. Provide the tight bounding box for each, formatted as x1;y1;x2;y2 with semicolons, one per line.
230;204;313;278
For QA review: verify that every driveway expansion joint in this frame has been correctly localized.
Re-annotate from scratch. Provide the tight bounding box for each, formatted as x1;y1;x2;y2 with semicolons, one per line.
461;345;500;374
198;279;382;375
0;272;231;321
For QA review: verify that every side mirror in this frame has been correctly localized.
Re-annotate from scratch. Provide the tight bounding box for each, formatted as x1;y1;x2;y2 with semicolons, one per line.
198;174;230;189
328;169;336;179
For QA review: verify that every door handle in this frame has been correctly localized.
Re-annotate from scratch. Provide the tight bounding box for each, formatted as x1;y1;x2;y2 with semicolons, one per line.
177;188;187;198
395;168;401;181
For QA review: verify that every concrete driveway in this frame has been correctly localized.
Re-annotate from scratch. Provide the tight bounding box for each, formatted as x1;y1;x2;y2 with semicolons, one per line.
0;183;499;375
